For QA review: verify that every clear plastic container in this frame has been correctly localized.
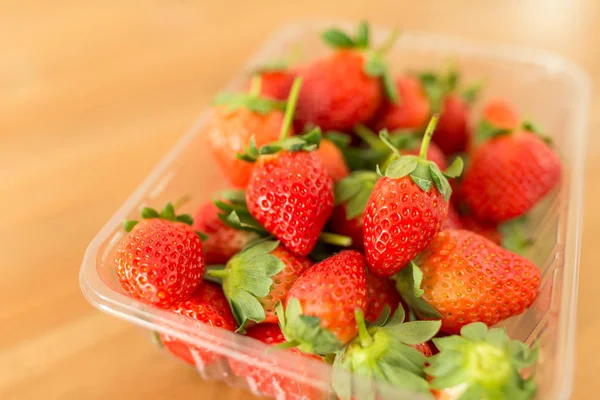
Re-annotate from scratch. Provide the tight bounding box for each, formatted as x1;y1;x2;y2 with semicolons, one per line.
79;21;590;399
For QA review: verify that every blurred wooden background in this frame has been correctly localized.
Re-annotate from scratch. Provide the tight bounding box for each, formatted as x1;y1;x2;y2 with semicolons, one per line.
1;0;598;399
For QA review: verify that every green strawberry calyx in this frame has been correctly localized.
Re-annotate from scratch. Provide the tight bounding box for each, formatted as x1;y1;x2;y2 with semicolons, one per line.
354;124;423;170
213;75;286;115
418;66;482;112
332;307;440;400
499;216;534;255
322;21;399;103
206;239;285;332
380;115;463;201
334;171;379;220
212;189;353;248
123;201;208;240
394;261;443;320
274;298;343;355
426;322;539;400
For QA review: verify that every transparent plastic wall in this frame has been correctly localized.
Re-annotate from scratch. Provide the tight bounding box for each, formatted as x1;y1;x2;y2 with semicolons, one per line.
81;21;589;400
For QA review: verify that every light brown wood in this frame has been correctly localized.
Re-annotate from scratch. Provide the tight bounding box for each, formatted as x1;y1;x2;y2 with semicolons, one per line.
1;1;598;399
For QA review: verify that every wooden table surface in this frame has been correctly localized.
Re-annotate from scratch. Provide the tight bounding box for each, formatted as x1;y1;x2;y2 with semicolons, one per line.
1;1;598;399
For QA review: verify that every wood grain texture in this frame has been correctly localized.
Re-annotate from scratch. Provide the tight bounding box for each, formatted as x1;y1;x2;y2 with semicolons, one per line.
0;1;598;399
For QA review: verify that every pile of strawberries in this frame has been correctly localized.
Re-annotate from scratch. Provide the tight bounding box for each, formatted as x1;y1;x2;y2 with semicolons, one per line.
113;22;561;400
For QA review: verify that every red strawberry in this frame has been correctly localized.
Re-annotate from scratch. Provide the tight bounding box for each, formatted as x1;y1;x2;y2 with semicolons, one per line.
229;324;324;400
461;129;561;223
414;342;433;357
246;69;295;100
295;22;398;131
363;116;463;277
372;76;431;131
418;69;479;155
427;323;538;399
434;94;470;154
192;201;257;264
114;203;204;308
397;229;541;334
246;149;333;256
206;240;311;329
332;307;440;400
207;76;291;188
160;282;237;366
330;171;379;251
278;250;367;352
238;78;335;256
315;138;350;182
364;273;402;324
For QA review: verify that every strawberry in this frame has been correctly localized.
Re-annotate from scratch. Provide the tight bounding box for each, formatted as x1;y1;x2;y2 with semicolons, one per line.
364;273;402;324
207;239;311;329
363;116;463;277
332;307;441;400
160;282;237;366
396;229;541;334
315;138;350;182
372;76;431;131
246;67;295;100
241;78;335;256
192;201;257;264
229;323;324;400
330;171;379;251
277;250;368;353
207;76;291;188
460;127;561;223
295;21;398;131
473;97;520;147
418;69;480;155
114;203;205;308
427;322;538;399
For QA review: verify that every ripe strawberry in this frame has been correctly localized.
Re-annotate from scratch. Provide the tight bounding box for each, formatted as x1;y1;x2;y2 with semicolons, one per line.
332;307;441;400
364;273;402;324
295;22;399;131
330;171;379;251
278;250;368;353
207;76;291;188
418;69;479;155
434;94;470;154
245;68;295;100
461;129;561;223
114;203;204;308
363;116;463;277
372;76;431;131
397;229;541;334
160;282;237;366
315;138;350;182
237;78;335;256
207;240;312;328
229;323;324;400
427;322;538;399
192;201;257;264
